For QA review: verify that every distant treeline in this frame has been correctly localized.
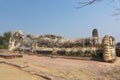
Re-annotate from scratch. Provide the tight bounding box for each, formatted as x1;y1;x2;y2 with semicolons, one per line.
0;31;11;49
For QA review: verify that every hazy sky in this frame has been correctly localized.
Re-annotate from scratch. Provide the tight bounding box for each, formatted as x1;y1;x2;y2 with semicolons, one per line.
0;0;120;42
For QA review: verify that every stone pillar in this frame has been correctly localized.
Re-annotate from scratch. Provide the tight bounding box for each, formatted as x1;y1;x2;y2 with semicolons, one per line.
92;28;98;37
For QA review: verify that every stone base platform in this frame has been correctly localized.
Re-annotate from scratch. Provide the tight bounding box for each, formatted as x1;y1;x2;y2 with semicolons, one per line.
0;53;23;59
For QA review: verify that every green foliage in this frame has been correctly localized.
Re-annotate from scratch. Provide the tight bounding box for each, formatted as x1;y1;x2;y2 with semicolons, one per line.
0;31;11;49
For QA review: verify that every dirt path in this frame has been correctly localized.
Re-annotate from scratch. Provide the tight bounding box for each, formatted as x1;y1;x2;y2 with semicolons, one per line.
0;63;44;80
0;50;120;80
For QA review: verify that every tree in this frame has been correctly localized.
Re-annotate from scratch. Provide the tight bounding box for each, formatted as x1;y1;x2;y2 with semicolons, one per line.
117;42;120;48
77;0;120;15
76;0;102;8
0;31;11;49
0;36;4;48
3;31;12;48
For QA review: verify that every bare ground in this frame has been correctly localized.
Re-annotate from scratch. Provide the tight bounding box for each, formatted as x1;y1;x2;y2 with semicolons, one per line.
0;50;120;80
0;63;44;80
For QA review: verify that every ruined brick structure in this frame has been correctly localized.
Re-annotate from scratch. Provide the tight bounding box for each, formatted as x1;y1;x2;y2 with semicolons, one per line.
8;29;116;62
